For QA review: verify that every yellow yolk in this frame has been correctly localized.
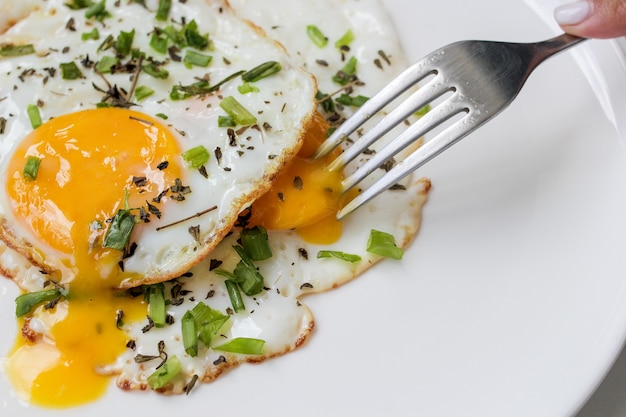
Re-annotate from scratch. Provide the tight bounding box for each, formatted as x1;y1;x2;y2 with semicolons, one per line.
249;113;350;244
4;108;183;407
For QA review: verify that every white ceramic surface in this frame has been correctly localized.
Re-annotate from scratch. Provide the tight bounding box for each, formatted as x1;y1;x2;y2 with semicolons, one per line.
2;0;626;416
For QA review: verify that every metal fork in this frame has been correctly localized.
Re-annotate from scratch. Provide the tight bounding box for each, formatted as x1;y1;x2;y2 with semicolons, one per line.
315;33;585;219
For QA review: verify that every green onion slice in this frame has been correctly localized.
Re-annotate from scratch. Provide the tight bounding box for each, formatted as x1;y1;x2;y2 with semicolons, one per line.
317;250;361;263
0;44;35;57
183;50;212;68
149;32;168;54
335;93;368;108
82;28;100;41
103;208;135;251
60;61;83;80
189;302;229;347
26;104;42;129
218;115;236;127
335;29;355;49
225;279;245;313
115;29;135;57
134;85;155;101
147;355;182;390
240;226;272;261
237;82;259;94
232;245;265;296
15;288;63;317
156;0;172;21
214;337;265;355
366;229;404;260
181;310;198;357
241;61;282;83
181;145;209;169
219;96;257;126
306;25;328;48
146;283;166;327
23;156;41;181
332;56;357;86
95;55;119;74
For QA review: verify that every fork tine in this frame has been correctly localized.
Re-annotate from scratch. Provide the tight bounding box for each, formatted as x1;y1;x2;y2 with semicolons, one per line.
337;107;475;220
341;94;467;192
327;73;451;172
314;55;439;159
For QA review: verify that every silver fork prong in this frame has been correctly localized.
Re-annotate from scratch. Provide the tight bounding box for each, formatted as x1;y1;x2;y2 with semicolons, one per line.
327;73;451;172
341;94;467;192
314;56;439;159
337;109;480;220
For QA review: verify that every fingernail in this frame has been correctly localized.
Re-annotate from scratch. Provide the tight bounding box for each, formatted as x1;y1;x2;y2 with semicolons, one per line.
554;1;592;25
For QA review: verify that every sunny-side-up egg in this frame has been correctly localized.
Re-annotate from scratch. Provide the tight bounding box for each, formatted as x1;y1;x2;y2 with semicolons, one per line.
0;0;432;408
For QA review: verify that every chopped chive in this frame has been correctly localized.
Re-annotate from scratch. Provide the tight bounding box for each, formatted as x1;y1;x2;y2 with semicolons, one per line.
81;27;100;41
147;355;182;390
366;229;404;260
241;61;281;83
181;311;198;356
149;32;168;54
84;0;109;21
335;93;369;108
317;250;362;263
237;82;259;94
142;62;169;79
189;302;229;347
240;226;272;261
332;56;357;85
306;25;328;48
103;208;135;251
214;337;265;355
15;288;62;317
115;29;135;56
65;0;93;9
147;283;166;327
97;34;115;52
335;29;355;49
23;156;41;181
95;55;119;73
183;20;209;50
217;115;236;127
183;50;212;68
232;245;265;296
134;85;155;101
60;61;83;80
0;44;35;56
219;96;256;126
27;104;42;129
415;104;431;117
156;0;172;21
225;279;245;313
181;145;209;169
156;113;168;120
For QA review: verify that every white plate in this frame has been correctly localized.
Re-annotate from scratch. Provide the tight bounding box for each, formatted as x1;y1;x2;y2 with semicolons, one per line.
2;0;626;416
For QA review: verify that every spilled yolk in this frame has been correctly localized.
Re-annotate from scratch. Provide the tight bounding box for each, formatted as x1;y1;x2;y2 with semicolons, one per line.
4;108;183;407
249;112;351;244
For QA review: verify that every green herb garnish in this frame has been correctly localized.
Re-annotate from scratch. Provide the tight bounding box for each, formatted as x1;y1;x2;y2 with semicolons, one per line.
27;104;42;129
240;226;272;261
134;85;155;101
84;0;109;21
317;250;362;263
232;245;265;296
241;61;282;83
332;56;357;85
23;156;42;181
183;50;212;68
0;44;35;57
156;0;172;21
146;283;166;327
181;145;209;169
306;25;328;48
237;82;259;94
142;62;169;79
95;55;119;73
103;195;136;251
181;311;198;356
219;96;257;126
366;229;404;260
218;115;236;127
335;94;368;108
225;280;245;313
214;337;265;355
147;355;182;389
189;302;229;347
15;288;63;317
115;29;135;57
335;29;355;49
82;28;100;41
60;61;83;80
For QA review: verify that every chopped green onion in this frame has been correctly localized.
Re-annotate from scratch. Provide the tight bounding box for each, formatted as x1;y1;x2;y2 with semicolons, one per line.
317;250;361;263
0;44;35;57
332;56;357;85
335;93;369;108
60;61;83;80
23;156;41;181
225;279;245;313
237;82;259;94
366;229;404;260
183;20;210;50
146;283;166;327
156;113;168;120
147;355;182;390
156;0;172;21
142;62;169;79
218;115;236;127
415;104;431;117
115;29;135;56
189;302;229;347
335;29;355;49
214;337;265;355
84;0;109;21
315;90;336;114
103;208;135;251
81;27;100;41
65;0;93;9
149;32;168;54
241;61;282;83
181;145;209;169
95;55;119;73
134;85;155;101
181;311;198;356
240;226;272;261
15;288;62;317
97;34;115;52
219;96;257;126
27;104;42;129
183;50;212;68
306;25;328;48
232;245;265;296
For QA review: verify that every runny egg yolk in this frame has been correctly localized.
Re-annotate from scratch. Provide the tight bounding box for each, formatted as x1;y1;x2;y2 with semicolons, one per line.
4;108;183;406
249;112;352;244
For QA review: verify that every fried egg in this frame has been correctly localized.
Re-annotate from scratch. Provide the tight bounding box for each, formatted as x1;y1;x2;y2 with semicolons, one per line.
0;0;431;408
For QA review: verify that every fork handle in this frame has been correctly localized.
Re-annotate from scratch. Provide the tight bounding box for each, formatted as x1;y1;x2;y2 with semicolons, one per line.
529;33;586;67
